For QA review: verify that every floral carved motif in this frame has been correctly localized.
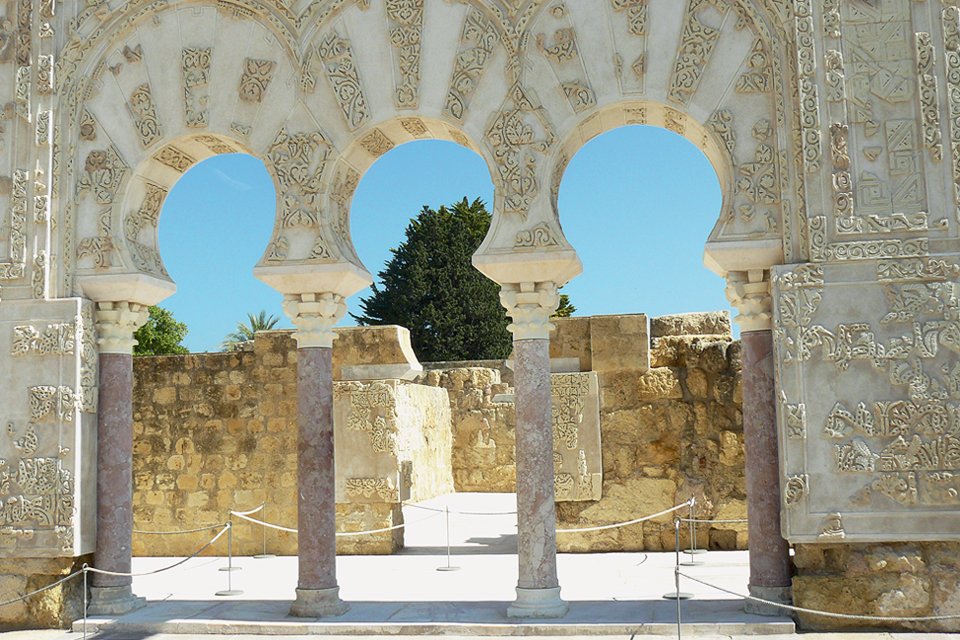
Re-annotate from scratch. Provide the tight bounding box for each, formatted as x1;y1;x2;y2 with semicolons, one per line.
444;9;499;121
317;34;369;130
128;83;162;147
182;48;212;127
238;58;275;104
385;0;424;109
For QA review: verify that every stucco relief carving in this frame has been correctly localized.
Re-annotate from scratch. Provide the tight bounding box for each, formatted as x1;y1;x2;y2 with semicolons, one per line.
182;47;212;127
486;85;555;219
238;57;275;104
794;0;822;173
124;183;167;277
29;386;78;424
317;33;369;130
128;83;162;147
0;169;28;280
610;0;647;94
669;0;723;105
385;0;424;109
11;323;76;356
551;372;601;502
341;382;399;455
344;477;398;502
944;7;960;222
444;8;499;120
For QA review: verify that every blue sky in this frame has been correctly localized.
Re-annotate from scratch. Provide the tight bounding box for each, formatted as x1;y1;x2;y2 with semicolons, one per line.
158;125;728;353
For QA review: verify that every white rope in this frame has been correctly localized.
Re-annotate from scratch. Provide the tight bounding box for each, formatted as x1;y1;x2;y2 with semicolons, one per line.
403;502;518;516
677;517;748;525
231;503;266;517
231;510;442;536
678;572;960;622
133;523;227;535
557;499;693;534
87;524;230;578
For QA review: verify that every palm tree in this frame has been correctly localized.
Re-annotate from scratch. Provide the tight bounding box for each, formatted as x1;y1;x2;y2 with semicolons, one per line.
221;310;280;351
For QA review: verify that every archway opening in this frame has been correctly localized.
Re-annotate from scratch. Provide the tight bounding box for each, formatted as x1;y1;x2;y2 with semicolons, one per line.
557;124;727;327
158;153;284;352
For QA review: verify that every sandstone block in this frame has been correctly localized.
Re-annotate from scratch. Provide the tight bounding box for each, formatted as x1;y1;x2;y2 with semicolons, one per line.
590;314;649;372
637;368;682;401
650;312;731;337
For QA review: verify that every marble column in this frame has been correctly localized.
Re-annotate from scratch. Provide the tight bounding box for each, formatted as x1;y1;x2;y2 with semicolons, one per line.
286;293;349;618
727;271;792;615
501;282;568;618
88;302;149;616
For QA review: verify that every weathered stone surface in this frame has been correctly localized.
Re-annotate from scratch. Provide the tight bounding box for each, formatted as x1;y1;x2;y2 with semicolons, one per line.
549;317;592;373
0;556;91;630
637;368;683;401
650;312;731;338
793;542;960;632
588;315;649;372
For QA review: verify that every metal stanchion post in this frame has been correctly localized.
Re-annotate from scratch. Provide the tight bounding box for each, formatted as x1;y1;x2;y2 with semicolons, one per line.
683;498;706;559
436;505;460;572
663;518;693;600
216;523;243;596
253;504;276;559
82;564;88;640
219;519;242;572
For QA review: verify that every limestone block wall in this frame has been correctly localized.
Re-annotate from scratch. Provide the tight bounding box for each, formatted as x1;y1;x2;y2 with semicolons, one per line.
792;542;960;633
419;313;747;552
554;313;746;552
131;329;452;557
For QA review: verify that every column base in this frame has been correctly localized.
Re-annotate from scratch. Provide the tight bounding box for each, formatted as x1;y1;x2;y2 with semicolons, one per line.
745;584;792;617
87;585;146;616
290;586;350;618
507;586;568;619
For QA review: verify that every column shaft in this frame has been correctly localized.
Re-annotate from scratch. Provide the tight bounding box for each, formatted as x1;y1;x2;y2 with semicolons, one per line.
514;338;560;590
94;353;134;589
296;347;338;590
742;330;792;610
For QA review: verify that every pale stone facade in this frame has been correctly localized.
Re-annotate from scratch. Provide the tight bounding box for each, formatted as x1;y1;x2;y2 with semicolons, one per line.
0;0;958;630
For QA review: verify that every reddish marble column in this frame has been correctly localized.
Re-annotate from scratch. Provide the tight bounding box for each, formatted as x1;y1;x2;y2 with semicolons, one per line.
742;329;792;614
88;353;144;615
508;338;568;618
290;346;348;617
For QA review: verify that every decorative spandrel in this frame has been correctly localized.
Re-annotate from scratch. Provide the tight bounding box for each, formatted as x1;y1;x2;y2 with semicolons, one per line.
774;260;960;542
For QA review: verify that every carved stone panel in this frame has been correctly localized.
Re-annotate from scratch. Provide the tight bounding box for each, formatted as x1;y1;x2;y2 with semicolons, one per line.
774;260;960;542
552;372;601;502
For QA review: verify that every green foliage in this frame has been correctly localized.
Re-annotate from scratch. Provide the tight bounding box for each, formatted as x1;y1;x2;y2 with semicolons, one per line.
133;306;189;356
353;198;516;362
221;310;280;351
555;294;576;318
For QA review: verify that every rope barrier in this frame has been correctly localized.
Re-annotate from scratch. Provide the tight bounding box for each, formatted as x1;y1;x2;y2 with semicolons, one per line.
230;510;442;536
677;517;748;525
133;523;227;535
557;499;693;534
0;523;231;611
402;502;518;516
677;571;960;622
86;524;230;578
231;503;266;517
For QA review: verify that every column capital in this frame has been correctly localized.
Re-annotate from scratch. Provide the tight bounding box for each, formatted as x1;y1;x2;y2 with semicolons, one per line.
95;301;149;355
726;269;772;333
500;281;560;341
282;292;346;349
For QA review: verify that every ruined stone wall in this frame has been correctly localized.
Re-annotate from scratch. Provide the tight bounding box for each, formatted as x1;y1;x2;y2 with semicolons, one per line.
554;313;746;552
418;313;747;552
131;328;451;557
792;542;960;633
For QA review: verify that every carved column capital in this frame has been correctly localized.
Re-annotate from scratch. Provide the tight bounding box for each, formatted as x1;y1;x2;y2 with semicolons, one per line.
500;281;560;341
95;301;149;355
282;292;346;349
726;269;772;333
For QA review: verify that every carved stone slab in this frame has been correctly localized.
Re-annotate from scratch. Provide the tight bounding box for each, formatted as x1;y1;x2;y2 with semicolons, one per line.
0;298;95;557
774;260;960;543
552;372;602;502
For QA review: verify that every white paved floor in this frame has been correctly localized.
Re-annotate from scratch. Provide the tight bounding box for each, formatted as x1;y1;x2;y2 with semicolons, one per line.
3;494;956;637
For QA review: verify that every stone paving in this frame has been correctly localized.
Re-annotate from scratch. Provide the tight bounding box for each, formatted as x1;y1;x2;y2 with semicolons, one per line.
2;495;955;638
